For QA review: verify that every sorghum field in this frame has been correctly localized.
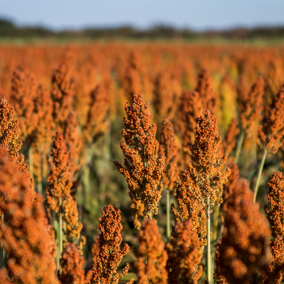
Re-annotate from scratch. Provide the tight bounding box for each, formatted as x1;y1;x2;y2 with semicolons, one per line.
0;42;284;284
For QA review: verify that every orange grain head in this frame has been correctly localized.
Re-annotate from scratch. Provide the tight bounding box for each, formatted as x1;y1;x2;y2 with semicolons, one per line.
135;219;168;284
90;204;134;284
114;93;165;229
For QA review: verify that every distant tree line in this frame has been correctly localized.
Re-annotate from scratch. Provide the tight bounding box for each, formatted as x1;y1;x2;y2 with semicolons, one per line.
0;18;284;40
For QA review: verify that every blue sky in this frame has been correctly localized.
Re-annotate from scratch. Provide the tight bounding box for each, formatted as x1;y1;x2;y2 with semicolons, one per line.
1;0;283;31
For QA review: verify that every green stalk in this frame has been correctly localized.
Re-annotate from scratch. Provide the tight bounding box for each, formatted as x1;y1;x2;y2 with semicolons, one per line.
97;124;111;212
207;196;211;284
37;181;43;196
253;147;268;202
166;189;170;240
235;130;244;163
82;147;92;224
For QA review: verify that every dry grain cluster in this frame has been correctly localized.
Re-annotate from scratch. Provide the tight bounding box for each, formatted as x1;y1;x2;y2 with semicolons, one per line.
0;42;284;283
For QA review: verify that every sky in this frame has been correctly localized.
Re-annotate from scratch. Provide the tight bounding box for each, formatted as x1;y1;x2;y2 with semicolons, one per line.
0;0;284;31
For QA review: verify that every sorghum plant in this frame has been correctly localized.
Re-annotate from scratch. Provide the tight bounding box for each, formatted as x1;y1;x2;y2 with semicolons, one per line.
221;118;239;161
214;240;228;284
119;51;142;103
159;118;179;192
51;64;74;130
166;220;203;284
172;110;230;283
46;132;73;214
119;51;151;103
266;59;284;105
59;243;85;284
219;74;237;128
258;84;284;154
85;237;100;283
135;219;168;284
177;90;203;165
215;179;271;284
90;205;134;284
46;132;83;267
173;110;230;221
235;76;264;162
84;84;109;145
255;84;284;201
0;148;59;284
10;68;37;142
218;163;239;242
159;117;179;238
0;96;34;201
72;62;96;127
82;84;110;226
261;171;284;283
63;112;83;180
114;93;165;229
33;84;55;193
195;69;215;114
153;71;176;121
220;163;239;222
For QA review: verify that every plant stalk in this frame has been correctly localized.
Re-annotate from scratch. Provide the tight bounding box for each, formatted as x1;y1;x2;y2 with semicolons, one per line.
166;189;170;240
82;147;92;224
207;196;211;284
253;147;268;202
37;181;43;196
235;130;244;163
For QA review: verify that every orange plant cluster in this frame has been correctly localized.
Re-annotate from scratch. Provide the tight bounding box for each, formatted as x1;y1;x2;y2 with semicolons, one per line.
167;220;203;284
114;93;165;229
214;179;271;283
0;42;284;283
135;219;168;284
